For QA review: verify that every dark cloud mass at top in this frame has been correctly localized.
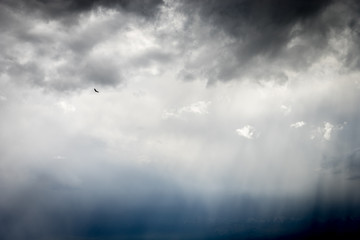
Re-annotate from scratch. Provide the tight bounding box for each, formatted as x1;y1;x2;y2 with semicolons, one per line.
1;0;360;91
0;0;163;18
186;0;332;44
177;0;360;83
0;0;165;92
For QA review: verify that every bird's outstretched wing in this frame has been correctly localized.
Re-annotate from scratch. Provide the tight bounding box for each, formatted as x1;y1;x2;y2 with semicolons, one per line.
94;88;99;93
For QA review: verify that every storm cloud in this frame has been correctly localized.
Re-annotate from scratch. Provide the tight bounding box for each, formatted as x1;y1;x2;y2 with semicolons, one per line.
173;0;360;83
1;0;360;239
0;0;163;19
0;0;164;92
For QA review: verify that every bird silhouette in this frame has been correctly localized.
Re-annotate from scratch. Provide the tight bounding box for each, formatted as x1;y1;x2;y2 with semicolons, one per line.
94;88;99;93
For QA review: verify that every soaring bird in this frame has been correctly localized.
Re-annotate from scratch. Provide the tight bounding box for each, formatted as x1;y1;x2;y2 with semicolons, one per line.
94;88;99;93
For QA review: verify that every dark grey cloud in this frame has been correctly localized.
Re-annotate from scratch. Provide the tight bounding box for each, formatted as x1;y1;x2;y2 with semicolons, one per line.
0;0;167;93
0;0;163;20
190;0;332;52
345;148;360;180
344;1;360;70
3;0;359;92
82;58;123;86
130;49;174;68
323;148;360;180
175;0;360;83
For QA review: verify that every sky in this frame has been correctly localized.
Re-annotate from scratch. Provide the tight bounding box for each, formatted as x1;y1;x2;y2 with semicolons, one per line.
1;0;360;239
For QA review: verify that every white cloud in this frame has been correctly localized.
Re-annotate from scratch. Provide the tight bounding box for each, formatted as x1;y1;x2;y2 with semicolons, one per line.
311;122;345;141
162;101;211;119
323;122;334;141
290;121;306;128
162;110;178;119
179;101;211;114
236;125;260;140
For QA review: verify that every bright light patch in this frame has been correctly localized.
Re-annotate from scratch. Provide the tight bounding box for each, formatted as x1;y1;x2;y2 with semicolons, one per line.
179;101;211;114
323;122;334;141
290;121;306;128
162;101;211;119
236;125;260;139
